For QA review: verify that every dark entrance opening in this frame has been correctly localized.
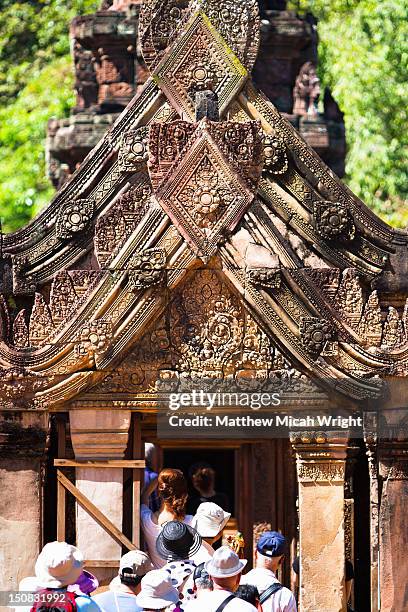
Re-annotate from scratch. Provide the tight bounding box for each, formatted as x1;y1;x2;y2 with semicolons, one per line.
353;439;371;611
163;448;235;517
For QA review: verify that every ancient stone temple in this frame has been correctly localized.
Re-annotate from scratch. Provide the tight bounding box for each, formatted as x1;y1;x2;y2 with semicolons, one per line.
1;0;407;611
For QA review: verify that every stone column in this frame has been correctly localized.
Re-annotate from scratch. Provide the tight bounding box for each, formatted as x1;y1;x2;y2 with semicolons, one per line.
291;431;347;612
0;412;48;590
69;408;131;581
378;418;408;612
364;412;379;612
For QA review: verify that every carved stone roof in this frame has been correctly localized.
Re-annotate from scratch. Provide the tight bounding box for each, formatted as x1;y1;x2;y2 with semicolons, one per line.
1;0;407;410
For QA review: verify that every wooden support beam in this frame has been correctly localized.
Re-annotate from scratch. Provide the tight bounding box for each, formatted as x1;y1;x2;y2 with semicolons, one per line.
56;417;66;542
57;470;136;552
54;459;145;468
84;560;120;568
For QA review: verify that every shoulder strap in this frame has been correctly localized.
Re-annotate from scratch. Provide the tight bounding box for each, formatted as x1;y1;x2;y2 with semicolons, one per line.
215;594;236;612
259;582;283;604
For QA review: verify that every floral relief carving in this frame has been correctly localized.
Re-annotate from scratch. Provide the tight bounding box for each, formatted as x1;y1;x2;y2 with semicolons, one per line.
150;13;248;119
300;317;335;355
118;127;149;172
297;462;345;482
76;319;113;357
128;248;166;291
263;135;288;175
56;199;95;239
148;120;263;259
313;200;354;240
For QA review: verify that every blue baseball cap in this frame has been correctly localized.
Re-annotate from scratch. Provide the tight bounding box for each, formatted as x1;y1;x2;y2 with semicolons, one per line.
256;531;286;557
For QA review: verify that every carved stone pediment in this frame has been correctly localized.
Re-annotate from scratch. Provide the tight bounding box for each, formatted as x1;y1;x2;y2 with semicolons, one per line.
150;10;250;119
148;119;263;259
139;0;260;74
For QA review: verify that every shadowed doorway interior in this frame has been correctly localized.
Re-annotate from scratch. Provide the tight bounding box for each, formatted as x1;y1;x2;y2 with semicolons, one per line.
163;448;235;517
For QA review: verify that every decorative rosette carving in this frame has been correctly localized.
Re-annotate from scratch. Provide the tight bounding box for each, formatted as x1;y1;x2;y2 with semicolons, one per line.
56;199;95;239
128;248;166;291
263;135;288;175
313;200;355;240
76;319;113;358
300;317;335;355
118;127;149;172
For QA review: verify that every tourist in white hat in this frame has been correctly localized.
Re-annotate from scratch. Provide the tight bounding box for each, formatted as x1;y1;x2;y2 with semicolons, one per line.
93;549;154;612
192;502;230;546
29;541;101;611
183;546;256;611
190;502;231;565
136;570;180;611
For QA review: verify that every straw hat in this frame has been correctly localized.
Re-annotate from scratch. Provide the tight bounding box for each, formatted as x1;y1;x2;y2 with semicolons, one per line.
35;542;84;588
136;570;179;609
204;546;247;578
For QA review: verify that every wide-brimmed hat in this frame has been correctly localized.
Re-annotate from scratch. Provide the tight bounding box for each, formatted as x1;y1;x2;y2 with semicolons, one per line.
35;542;84;588
67;570;99;596
136;570;179;609
110;549;154;588
204;546;247;578
156;521;202;561
192;502;231;537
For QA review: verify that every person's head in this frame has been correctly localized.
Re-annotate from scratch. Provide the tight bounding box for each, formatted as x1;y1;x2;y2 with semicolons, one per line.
192;464;215;495
192;502;231;545
235;584;260;607
193;563;213;595
204;545;247;592
135;570;179;611
145;443;161;473
255;531;287;572
110;550;154;594
158;468;188;519
156;520;202;562
35;541;84;589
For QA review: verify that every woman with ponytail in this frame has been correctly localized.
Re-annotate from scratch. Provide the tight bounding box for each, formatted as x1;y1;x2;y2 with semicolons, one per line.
141;468;193;568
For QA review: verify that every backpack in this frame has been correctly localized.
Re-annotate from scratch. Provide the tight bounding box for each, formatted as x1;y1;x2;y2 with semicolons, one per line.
30;589;77;612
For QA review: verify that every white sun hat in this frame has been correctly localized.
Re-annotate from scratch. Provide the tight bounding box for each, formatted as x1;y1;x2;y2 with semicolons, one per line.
192;502;231;538
204;545;247;578
135;570;179;609
35;541;84;588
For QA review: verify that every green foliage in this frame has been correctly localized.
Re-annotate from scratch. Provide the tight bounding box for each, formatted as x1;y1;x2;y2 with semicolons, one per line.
0;0;99;233
0;0;406;232
289;0;408;227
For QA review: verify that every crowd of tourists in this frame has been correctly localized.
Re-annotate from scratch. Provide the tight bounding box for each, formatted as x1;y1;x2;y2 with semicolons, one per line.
19;460;299;612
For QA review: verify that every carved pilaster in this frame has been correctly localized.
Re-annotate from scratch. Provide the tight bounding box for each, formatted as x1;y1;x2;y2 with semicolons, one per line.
377;413;408;611
363;411;379;612
291;430;347;612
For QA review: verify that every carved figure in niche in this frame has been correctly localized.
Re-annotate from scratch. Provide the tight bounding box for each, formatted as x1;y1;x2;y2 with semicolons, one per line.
73;43;98;112
293;62;320;116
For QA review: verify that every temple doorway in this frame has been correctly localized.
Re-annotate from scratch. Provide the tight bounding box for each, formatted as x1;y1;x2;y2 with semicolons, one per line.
163;447;235;516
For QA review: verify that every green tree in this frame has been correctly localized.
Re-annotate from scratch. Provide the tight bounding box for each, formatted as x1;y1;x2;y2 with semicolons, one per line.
290;0;408;227
0;0;99;233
